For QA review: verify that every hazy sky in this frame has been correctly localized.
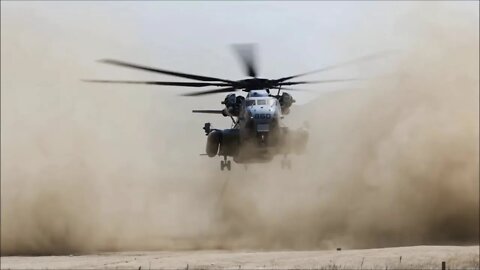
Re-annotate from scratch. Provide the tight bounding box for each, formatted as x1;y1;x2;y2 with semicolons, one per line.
2;1;477;103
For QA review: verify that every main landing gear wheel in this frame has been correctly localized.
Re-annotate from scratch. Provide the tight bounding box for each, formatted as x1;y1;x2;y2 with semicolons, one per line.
221;159;231;171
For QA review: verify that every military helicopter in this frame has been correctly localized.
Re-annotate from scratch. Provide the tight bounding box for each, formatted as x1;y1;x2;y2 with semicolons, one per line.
85;44;389;170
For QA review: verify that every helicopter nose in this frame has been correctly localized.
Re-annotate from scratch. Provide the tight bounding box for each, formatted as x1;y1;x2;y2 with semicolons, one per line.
252;112;276;132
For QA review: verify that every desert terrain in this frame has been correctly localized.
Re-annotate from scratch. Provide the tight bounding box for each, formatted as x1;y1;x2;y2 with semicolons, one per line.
2;246;479;270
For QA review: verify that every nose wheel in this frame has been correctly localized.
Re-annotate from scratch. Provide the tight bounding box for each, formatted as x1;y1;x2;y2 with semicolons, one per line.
221;157;231;171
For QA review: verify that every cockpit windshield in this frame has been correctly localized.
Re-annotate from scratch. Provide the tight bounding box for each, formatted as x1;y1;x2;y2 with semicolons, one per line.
246;98;278;107
257;99;267;106
261;99;278;106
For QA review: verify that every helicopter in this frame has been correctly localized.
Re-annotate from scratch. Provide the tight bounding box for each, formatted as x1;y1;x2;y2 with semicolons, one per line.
84;44;390;170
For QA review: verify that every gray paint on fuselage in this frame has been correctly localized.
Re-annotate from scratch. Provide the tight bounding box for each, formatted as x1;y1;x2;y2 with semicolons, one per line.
239;89;282;136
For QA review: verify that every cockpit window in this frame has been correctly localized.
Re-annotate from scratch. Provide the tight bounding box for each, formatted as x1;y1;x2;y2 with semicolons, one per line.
257;99;267;105
268;99;278;106
246;98;277;107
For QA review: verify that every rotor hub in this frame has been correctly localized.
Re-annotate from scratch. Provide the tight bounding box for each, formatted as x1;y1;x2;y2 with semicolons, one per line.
236;78;275;91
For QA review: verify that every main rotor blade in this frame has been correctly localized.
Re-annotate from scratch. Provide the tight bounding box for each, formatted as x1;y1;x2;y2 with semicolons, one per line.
276;50;395;82
278;78;360;86
232;43;258;77
181;86;237;96
192;110;224;114
82;79;230;87
99;59;234;83
276;87;313;92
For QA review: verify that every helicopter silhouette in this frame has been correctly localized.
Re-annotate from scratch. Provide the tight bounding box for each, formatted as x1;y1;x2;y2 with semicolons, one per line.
84;44;391;170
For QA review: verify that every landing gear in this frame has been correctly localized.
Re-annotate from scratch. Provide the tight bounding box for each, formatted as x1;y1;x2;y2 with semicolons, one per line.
221;156;231;171
281;156;292;169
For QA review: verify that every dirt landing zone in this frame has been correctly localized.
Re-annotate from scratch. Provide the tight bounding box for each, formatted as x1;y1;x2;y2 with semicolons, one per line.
1;246;478;270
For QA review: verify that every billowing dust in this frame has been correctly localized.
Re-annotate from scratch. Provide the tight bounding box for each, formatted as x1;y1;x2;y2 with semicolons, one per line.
1;4;478;255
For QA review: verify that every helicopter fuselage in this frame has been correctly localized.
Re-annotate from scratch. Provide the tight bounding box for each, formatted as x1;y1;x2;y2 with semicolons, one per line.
205;89;308;166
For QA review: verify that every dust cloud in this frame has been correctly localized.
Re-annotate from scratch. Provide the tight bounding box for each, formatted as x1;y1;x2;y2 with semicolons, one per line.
1;3;478;255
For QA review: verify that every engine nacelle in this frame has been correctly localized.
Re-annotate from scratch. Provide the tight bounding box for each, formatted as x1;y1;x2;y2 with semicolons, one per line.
206;130;221;157
222;93;236;108
221;94;245;117
279;92;295;115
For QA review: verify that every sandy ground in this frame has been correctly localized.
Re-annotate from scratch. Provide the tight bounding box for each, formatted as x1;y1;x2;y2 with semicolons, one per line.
1;246;478;270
